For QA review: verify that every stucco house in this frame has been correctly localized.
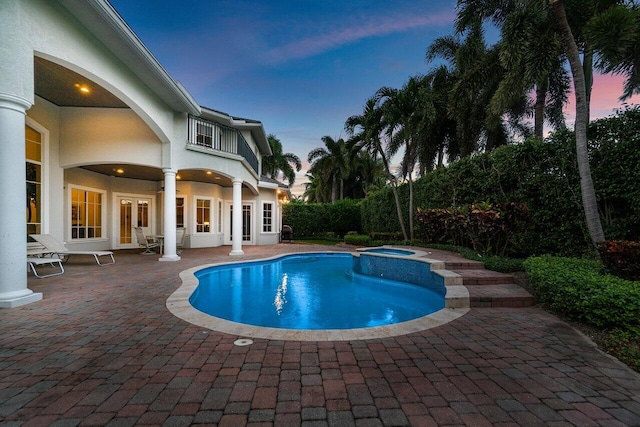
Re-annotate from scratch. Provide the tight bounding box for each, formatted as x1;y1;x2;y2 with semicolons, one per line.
0;0;289;307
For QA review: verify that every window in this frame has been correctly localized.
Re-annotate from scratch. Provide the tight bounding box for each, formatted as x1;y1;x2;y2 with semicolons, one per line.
137;200;149;227
217;200;222;233
26;125;42;235
196;198;211;232
263;203;273;232
196;122;213;147
176;197;185;228
71;187;104;239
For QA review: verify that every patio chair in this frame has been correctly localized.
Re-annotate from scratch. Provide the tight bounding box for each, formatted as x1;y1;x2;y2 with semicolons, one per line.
134;227;160;255
176;227;187;254
27;255;64;278
30;234;115;266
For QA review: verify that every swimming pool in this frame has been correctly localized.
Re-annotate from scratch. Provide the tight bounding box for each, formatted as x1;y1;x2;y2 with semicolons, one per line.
168;250;470;341
190;253;444;330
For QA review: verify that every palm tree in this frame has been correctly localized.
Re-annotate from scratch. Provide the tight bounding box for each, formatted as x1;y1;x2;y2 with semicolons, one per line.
307;136;349;203
457;0;633;247
377;75;437;240
261;134;301;186
586;2;640;100
456;0;569;139
345;97;409;241
550;0;605;246
426;21;515;157
424;65;459;168
347;149;386;197
302;171;329;203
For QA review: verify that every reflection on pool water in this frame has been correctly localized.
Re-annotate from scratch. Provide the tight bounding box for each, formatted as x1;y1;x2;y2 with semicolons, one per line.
190;253;445;330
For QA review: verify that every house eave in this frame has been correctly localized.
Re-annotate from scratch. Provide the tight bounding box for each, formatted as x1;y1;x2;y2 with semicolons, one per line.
57;0;201;116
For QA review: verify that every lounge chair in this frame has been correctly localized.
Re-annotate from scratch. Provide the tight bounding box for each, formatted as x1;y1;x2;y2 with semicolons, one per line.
27;256;64;278
134;227;160;255
176;227;187;254
30;234;115;266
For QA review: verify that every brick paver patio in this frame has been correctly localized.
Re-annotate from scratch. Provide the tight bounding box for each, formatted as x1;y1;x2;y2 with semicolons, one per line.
1;244;639;426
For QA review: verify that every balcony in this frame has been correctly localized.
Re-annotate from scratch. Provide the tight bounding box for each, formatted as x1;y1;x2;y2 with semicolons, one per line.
187;115;259;174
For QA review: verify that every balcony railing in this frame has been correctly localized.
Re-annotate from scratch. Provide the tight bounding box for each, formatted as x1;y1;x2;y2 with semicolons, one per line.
187;115;259;174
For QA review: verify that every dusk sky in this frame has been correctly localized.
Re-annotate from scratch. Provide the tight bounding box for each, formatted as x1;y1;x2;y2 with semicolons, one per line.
109;0;639;194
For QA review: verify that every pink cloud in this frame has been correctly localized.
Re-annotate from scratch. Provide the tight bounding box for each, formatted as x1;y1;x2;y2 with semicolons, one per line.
265;11;455;64
564;73;640;123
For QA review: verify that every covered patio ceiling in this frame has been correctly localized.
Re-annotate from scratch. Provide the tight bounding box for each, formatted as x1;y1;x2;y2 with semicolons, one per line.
33;57;236;188
34;57;127;108
79;165;234;187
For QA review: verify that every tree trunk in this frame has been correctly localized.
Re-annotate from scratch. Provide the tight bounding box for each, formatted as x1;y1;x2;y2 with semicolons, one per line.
534;78;548;139
331;173;337;203
377;144;408;241
408;176;414;241
583;48;593;123
550;0;605;247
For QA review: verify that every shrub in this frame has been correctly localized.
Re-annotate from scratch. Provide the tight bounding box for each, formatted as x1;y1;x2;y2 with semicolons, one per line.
361;107;640;258
523;255;640;329
597;240;640;281
344;234;371;246
412;242;524;273
602;328;640;371
415;202;531;256
369;232;404;242
283;199;362;237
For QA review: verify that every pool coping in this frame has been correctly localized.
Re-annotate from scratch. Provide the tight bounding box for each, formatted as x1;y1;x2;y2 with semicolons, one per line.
167;250;470;341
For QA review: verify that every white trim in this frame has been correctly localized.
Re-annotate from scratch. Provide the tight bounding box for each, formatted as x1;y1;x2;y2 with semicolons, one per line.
176;196;187;230
225;200;255;245
68;184;108;242
111;192;157;249
261;201;276;234
217;199;223;234
193;195;214;234
25;118;50;235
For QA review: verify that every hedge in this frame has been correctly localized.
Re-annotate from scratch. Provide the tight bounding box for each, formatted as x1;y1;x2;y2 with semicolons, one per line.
523;255;640;330
361;107;640;258
283;199;361;237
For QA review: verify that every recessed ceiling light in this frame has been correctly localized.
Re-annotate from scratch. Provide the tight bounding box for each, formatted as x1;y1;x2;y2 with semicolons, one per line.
116;168;124;174
206;171;212;175
74;83;90;94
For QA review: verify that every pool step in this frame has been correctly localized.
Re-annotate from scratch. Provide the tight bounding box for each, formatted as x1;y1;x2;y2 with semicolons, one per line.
446;266;534;308
449;269;514;286
467;284;535;308
439;260;484;270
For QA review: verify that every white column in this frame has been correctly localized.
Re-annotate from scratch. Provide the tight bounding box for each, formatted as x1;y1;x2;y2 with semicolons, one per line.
230;177;244;256
0;94;42;308
160;168;180;261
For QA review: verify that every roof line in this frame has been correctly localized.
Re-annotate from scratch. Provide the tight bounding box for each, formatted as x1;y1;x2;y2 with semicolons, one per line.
61;0;201;116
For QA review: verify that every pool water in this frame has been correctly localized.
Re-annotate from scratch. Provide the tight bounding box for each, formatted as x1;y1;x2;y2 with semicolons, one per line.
190;253;444;330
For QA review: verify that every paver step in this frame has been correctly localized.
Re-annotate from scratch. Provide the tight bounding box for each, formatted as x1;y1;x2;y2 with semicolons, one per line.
443;260;485;270
468;284;535;308
451;269;514;285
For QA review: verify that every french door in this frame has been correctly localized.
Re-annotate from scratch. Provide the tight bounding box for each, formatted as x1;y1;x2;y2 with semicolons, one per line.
116;195;154;248
226;202;253;244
